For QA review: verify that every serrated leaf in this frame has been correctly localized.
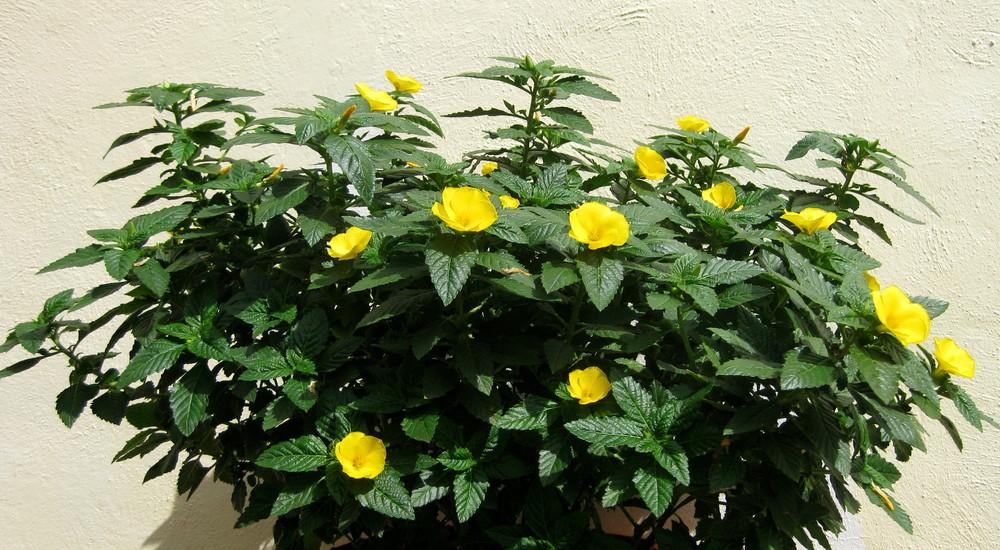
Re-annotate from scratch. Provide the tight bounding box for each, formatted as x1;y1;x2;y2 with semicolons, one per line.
237;347;293;381
349;265;425;293
543;106;594;134
633;466;673;517
496;397;559;431
254;181;310;225
699;258;764;286
538;435;571;486
325;134;375;203
424;235;477;306
849;348;900;404
556;77;620;101
612;378;657;431
104;248;141;279
540;262;579;294
564;416;644;447
169;364;213;436
255;435;329;472
453;470;489;523
650;440;690;485
119;340;185;386
55;383;100;428
38;244;106;274
717;358;779;379
134;260;170;297
679;283;718;315
780;350;834;390
577;254;624;311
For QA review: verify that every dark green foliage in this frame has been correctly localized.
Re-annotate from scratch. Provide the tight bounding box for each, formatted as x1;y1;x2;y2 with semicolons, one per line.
1;57;991;549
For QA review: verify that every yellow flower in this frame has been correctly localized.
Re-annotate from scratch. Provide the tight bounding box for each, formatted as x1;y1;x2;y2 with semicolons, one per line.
567;366;612;405
871;285;931;346
499;195;520;209
780;208;837;235
327;227;373;260
481;161;499;176
676;115;711;133
354;82;398;112
431;187;498;232
568;202;631;250
634;146;667;181
334;432;386;479
702;182;739;210
864;272;880;292
385;70;422;93
733;125;751;145
934;337;976;378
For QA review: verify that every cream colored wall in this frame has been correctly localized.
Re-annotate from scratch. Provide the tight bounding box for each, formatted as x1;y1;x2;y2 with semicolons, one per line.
0;1;997;548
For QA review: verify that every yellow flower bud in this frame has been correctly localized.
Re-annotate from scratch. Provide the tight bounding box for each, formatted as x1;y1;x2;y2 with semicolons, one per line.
871;285;931;346
327;227;373;260
385;70;422;93
431;187;498;232
733;125;751;145
405;161;421;168
933;337;976;378
567;366;611;405
481;161;499;176
634;146;667;181
701;182;739;210
218;164;231;176
676;115;711;133
568;202;631;250
871;485;895;511
499;195;520;209
334;431;386;479
263;163;284;184
864;272;880;292
339;104;358;127
354;82;398;112
780;208;837;235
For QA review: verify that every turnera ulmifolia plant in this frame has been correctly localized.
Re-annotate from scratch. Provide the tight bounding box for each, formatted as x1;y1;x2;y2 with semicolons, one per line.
1;55;993;549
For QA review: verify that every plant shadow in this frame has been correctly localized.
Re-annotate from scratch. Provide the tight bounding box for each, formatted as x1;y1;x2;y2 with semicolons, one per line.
143;481;274;550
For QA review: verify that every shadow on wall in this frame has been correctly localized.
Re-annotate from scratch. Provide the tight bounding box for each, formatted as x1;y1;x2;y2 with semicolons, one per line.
144;481;274;550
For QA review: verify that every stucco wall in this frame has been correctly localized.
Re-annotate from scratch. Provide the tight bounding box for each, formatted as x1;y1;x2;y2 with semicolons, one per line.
0;1;997;548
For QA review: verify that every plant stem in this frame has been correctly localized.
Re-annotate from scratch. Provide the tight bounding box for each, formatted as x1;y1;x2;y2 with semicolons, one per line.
519;77;541;177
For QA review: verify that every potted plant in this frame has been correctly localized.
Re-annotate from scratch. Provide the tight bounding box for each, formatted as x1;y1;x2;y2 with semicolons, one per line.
1;55;991;549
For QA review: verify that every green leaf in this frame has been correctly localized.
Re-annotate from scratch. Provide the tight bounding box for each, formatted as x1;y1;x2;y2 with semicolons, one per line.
650;440;690;486
780;350;834;390
270;479;325;517
402;413;440;442
38;244;106;274
325;135;375;203
543;106;594;134
698;258;764;286
538;435;571;486
237;347;293;381
612;378;657;431
678;283;719;316
90;391;128;425
564;416;644;447
224;131;295;148
349;265;425;293
40;289;75;321
633;466;673;517
849;348;900;404
717;358;779;379
495;397;559;431
169;364;213;436
424;234;477;306
130;204;194;238
453;470;489;523
55;383;100;428
289;309;329;357
864;396;926;451
556;77;620;101
104;248;141;279
119;340;185;386
356;289;435;327
254;181;309;225
0;356;46;380
255;435;329;472
577;254;624;311
475;251;526;273
96;156;162;184
540;262;579;294
134;260;170;297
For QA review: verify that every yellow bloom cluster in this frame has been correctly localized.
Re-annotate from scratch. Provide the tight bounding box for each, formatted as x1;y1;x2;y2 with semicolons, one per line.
867;274;975;378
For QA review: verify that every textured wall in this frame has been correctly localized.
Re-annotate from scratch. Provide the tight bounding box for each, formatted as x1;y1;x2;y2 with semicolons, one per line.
0;1;997;548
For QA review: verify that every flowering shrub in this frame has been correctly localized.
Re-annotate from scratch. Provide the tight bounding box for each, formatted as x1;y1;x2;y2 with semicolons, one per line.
1;56;992;549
